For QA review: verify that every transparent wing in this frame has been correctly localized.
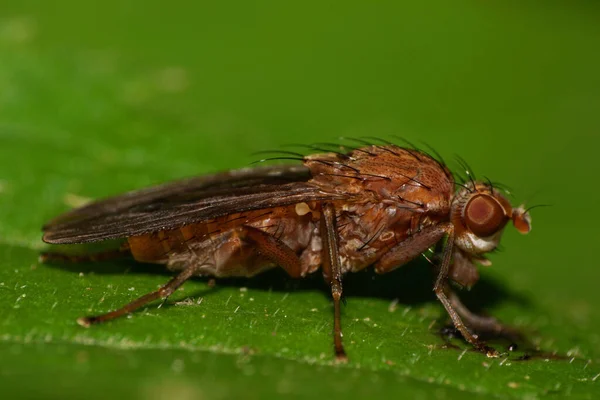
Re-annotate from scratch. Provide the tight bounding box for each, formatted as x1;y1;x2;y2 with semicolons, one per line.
42;165;342;244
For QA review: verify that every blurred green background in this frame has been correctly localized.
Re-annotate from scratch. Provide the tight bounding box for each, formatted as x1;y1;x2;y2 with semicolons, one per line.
1;0;599;399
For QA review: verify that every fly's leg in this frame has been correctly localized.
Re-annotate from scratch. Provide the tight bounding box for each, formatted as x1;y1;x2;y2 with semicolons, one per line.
240;226;302;278
76;226;304;328
374;224;449;273
447;287;523;343
77;261;201;327
432;227;499;357
320;203;347;362
374;223;500;358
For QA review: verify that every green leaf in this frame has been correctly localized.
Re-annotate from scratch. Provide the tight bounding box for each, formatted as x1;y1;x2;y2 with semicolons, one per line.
1;1;600;399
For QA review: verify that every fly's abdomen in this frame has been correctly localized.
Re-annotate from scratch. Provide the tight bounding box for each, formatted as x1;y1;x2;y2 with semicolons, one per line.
128;206;319;277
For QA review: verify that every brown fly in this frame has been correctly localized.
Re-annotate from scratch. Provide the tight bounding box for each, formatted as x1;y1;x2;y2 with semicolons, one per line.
41;142;532;361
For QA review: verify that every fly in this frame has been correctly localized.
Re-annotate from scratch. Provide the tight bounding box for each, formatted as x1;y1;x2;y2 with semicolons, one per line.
41;142;533;361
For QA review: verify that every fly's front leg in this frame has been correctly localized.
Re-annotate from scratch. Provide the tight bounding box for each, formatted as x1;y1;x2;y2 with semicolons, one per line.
446;287;523;344
374;224;450;273
244;214;346;360
320;203;347;362
432;227;500;357
375;223;500;357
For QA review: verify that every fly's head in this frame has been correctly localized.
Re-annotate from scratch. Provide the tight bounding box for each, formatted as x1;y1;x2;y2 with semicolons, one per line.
451;182;531;256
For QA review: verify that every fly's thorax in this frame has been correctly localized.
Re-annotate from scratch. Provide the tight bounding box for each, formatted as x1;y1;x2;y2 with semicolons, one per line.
304;144;454;210
303;144;456;270
451;182;532;256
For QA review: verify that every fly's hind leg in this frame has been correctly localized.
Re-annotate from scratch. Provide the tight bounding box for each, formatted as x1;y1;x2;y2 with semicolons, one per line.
78;225;304;328
77;261;202;327
40;242;202;326
240;226;302;278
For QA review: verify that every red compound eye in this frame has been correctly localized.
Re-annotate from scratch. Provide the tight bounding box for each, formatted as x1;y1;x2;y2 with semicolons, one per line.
464;195;508;237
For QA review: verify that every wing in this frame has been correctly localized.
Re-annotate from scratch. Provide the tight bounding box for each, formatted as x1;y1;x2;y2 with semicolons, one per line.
42;164;343;244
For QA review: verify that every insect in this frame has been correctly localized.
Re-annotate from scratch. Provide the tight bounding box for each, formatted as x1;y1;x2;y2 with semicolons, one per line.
41;141;532;361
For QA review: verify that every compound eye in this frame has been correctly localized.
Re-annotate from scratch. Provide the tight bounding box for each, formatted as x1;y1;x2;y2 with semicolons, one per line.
464;195;508;237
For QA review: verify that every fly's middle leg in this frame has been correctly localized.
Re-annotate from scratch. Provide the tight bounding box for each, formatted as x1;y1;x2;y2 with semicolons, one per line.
320;203;347;362
243;224;353;359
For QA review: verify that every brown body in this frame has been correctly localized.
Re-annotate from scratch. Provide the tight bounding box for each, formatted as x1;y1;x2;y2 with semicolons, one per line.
41;144;532;361
129;147;455;278
127;206;318;277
